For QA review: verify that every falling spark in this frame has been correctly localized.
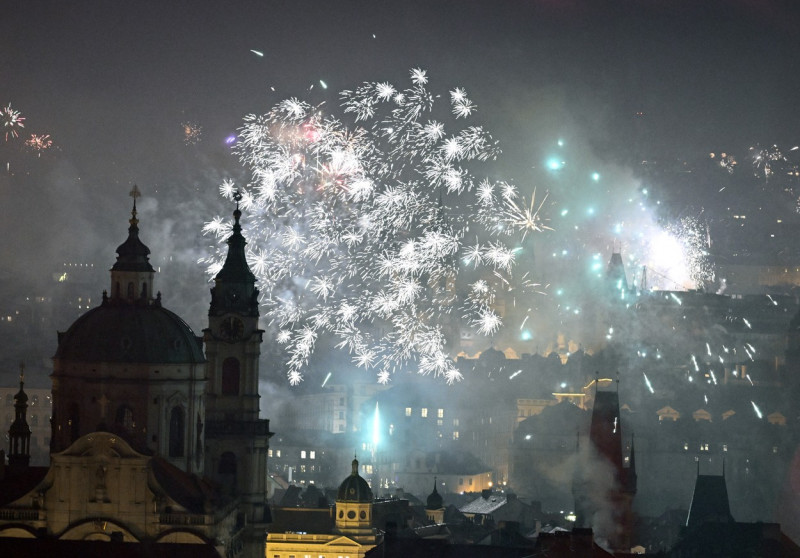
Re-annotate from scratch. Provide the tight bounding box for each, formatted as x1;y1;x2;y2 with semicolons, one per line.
751;401;762;419
643;372;654;394
251;49;264;57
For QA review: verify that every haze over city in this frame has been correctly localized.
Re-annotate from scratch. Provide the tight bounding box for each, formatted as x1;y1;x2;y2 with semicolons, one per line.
3;1;800;553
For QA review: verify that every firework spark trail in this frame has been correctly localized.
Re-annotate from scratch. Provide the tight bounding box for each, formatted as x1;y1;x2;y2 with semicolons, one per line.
1;104;25;141
202;70;543;385
24;134;52;156
182;121;203;144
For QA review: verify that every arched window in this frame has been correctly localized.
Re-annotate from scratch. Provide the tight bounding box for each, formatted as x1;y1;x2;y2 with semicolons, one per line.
221;358;240;396
127;282;135;299
115;405;134;431
169;406;185;457
141;282;148;299
115;282;121;298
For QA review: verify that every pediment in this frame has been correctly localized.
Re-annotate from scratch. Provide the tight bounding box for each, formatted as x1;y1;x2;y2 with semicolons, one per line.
692;409;712;422
53;432;145;460
656;406;680;420
324;535;362;547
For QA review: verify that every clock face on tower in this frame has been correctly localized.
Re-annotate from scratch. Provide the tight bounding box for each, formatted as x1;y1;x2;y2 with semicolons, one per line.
219;316;244;341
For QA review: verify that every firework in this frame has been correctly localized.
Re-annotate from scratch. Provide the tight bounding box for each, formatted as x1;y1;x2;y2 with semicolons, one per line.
750;144;785;183
1;104;25;141
202;69;542;385
24;134;52;156
182;121;202;145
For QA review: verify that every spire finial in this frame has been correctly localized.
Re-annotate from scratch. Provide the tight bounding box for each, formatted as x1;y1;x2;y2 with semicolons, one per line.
129;185;141;225
18;361;24;385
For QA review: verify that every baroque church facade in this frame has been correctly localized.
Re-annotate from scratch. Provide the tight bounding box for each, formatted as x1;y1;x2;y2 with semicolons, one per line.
0;191;272;557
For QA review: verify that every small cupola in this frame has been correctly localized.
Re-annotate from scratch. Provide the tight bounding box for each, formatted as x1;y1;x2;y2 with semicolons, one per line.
109;185;156;305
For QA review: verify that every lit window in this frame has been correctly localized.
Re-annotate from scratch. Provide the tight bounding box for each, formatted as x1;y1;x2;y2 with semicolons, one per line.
437;408;444;418
723;444;728;452
301;450;307;459
276;450;281;457
310;451;316;459
268;449;273;457
453;418;459;427
405;407;412;417
421;408;428;418
453;431;459;440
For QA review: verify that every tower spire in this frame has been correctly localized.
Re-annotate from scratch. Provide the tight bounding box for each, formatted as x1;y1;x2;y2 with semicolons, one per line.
8;361;31;475
209;191;258;317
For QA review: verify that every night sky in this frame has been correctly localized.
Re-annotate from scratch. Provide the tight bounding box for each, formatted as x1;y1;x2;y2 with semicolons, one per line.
3;0;800;356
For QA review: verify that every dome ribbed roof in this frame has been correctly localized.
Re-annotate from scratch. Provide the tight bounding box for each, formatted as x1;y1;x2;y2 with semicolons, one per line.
337;458;373;503
55;302;204;364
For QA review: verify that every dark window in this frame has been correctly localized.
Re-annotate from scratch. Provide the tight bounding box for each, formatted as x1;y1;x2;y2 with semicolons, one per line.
222;357;240;395
219;451;237;474
169;406;185;457
115;405;134;431
127;282;135;299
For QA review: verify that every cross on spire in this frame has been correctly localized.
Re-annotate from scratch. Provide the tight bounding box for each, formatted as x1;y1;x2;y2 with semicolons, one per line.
129;185;141;225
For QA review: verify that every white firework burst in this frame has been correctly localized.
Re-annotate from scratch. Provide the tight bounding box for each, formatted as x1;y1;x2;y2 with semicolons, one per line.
203;70;546;385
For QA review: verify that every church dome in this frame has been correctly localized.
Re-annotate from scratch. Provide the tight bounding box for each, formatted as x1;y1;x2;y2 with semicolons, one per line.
337;458;373;503
54;299;205;364
426;479;443;510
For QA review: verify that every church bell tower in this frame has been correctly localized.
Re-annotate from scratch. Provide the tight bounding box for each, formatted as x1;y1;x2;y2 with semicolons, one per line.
203;195;272;557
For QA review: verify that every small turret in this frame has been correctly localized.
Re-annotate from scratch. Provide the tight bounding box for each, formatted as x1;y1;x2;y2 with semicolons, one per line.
8;363;31;475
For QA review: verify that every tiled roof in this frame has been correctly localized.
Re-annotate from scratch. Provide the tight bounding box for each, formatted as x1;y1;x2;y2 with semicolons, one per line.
459;493;507;515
